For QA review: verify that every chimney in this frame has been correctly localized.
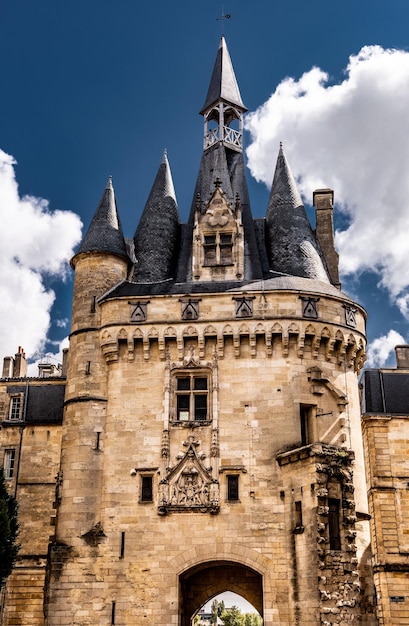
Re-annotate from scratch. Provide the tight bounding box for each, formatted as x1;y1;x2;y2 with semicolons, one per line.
13;346;27;378
313;189;340;289
395;345;409;369
2;356;14;378
62;348;69;377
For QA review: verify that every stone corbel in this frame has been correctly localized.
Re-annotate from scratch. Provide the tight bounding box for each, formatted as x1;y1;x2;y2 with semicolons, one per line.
100;339;119;364
307;366;348;407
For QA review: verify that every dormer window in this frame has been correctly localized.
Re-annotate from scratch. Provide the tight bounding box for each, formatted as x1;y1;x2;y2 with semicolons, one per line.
203;233;233;267
193;184;244;281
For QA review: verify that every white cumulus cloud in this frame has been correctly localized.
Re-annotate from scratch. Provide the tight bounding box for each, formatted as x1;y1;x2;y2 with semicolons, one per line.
0;149;82;362
246;45;409;314
366;330;405;368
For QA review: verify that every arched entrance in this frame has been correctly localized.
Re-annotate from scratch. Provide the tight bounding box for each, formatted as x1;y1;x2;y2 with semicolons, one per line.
179;560;263;626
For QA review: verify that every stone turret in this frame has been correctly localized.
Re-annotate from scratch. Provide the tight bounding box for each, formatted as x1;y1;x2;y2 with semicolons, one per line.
56;178;129;543
70;177;129;334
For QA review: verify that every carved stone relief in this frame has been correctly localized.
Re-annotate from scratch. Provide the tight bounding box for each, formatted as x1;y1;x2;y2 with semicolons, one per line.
158;435;219;515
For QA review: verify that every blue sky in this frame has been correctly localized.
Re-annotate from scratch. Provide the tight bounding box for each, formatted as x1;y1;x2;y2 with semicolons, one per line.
1;0;409;369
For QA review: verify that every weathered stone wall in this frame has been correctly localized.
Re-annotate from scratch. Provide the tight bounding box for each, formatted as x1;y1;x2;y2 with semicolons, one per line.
363;413;409;625
0;421;62;626
44;281;375;626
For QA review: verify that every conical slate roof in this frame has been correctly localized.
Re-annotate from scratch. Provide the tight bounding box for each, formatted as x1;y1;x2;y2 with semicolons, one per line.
133;151;180;283
200;36;247;114
74;176;128;261
265;145;330;283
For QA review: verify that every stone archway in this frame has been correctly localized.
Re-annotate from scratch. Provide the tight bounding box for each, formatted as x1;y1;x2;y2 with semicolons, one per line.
180;560;263;626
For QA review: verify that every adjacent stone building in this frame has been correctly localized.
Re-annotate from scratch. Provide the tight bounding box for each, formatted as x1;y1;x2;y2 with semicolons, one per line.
361;346;409;625
0;349;65;625
0;36;393;625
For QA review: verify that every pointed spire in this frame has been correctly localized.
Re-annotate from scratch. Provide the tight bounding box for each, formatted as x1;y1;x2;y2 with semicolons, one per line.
74;176;128;261
265;145;330;283
200;36;247;114
133;152;180;283
267;143;303;213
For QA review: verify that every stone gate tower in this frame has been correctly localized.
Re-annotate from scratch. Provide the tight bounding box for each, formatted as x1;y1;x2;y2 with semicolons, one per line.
45;37;376;625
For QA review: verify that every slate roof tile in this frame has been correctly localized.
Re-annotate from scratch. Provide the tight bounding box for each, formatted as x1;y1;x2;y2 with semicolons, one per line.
133;151;180;283
266;145;330;283
74;177;128;262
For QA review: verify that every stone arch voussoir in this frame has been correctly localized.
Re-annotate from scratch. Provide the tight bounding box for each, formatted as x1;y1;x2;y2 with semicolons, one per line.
170;542;271;576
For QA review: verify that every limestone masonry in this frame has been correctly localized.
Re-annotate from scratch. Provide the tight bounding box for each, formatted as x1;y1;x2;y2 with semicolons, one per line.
1;36;408;626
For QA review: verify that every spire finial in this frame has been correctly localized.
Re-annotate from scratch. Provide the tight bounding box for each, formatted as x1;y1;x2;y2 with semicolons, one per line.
216;7;231;35
162;148;168;163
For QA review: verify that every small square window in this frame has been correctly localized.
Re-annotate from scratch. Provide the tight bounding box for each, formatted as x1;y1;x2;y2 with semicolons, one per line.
227;475;239;501
204;235;216;245
141;476;153;502
220;234;232;245
4;449;16;479
177;378;191;391
194;377;207;391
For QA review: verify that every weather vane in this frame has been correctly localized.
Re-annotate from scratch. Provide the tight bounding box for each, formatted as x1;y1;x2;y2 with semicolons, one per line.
216;6;231;34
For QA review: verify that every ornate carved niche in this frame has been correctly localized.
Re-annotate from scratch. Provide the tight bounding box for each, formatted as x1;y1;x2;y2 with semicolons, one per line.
192;181;244;281
158;435;220;515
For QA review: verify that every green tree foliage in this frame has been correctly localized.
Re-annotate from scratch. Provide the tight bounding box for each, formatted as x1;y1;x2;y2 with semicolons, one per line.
210;599;226;623
207;599;262;626
221;605;244;626
0;468;19;587
243;613;263;626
